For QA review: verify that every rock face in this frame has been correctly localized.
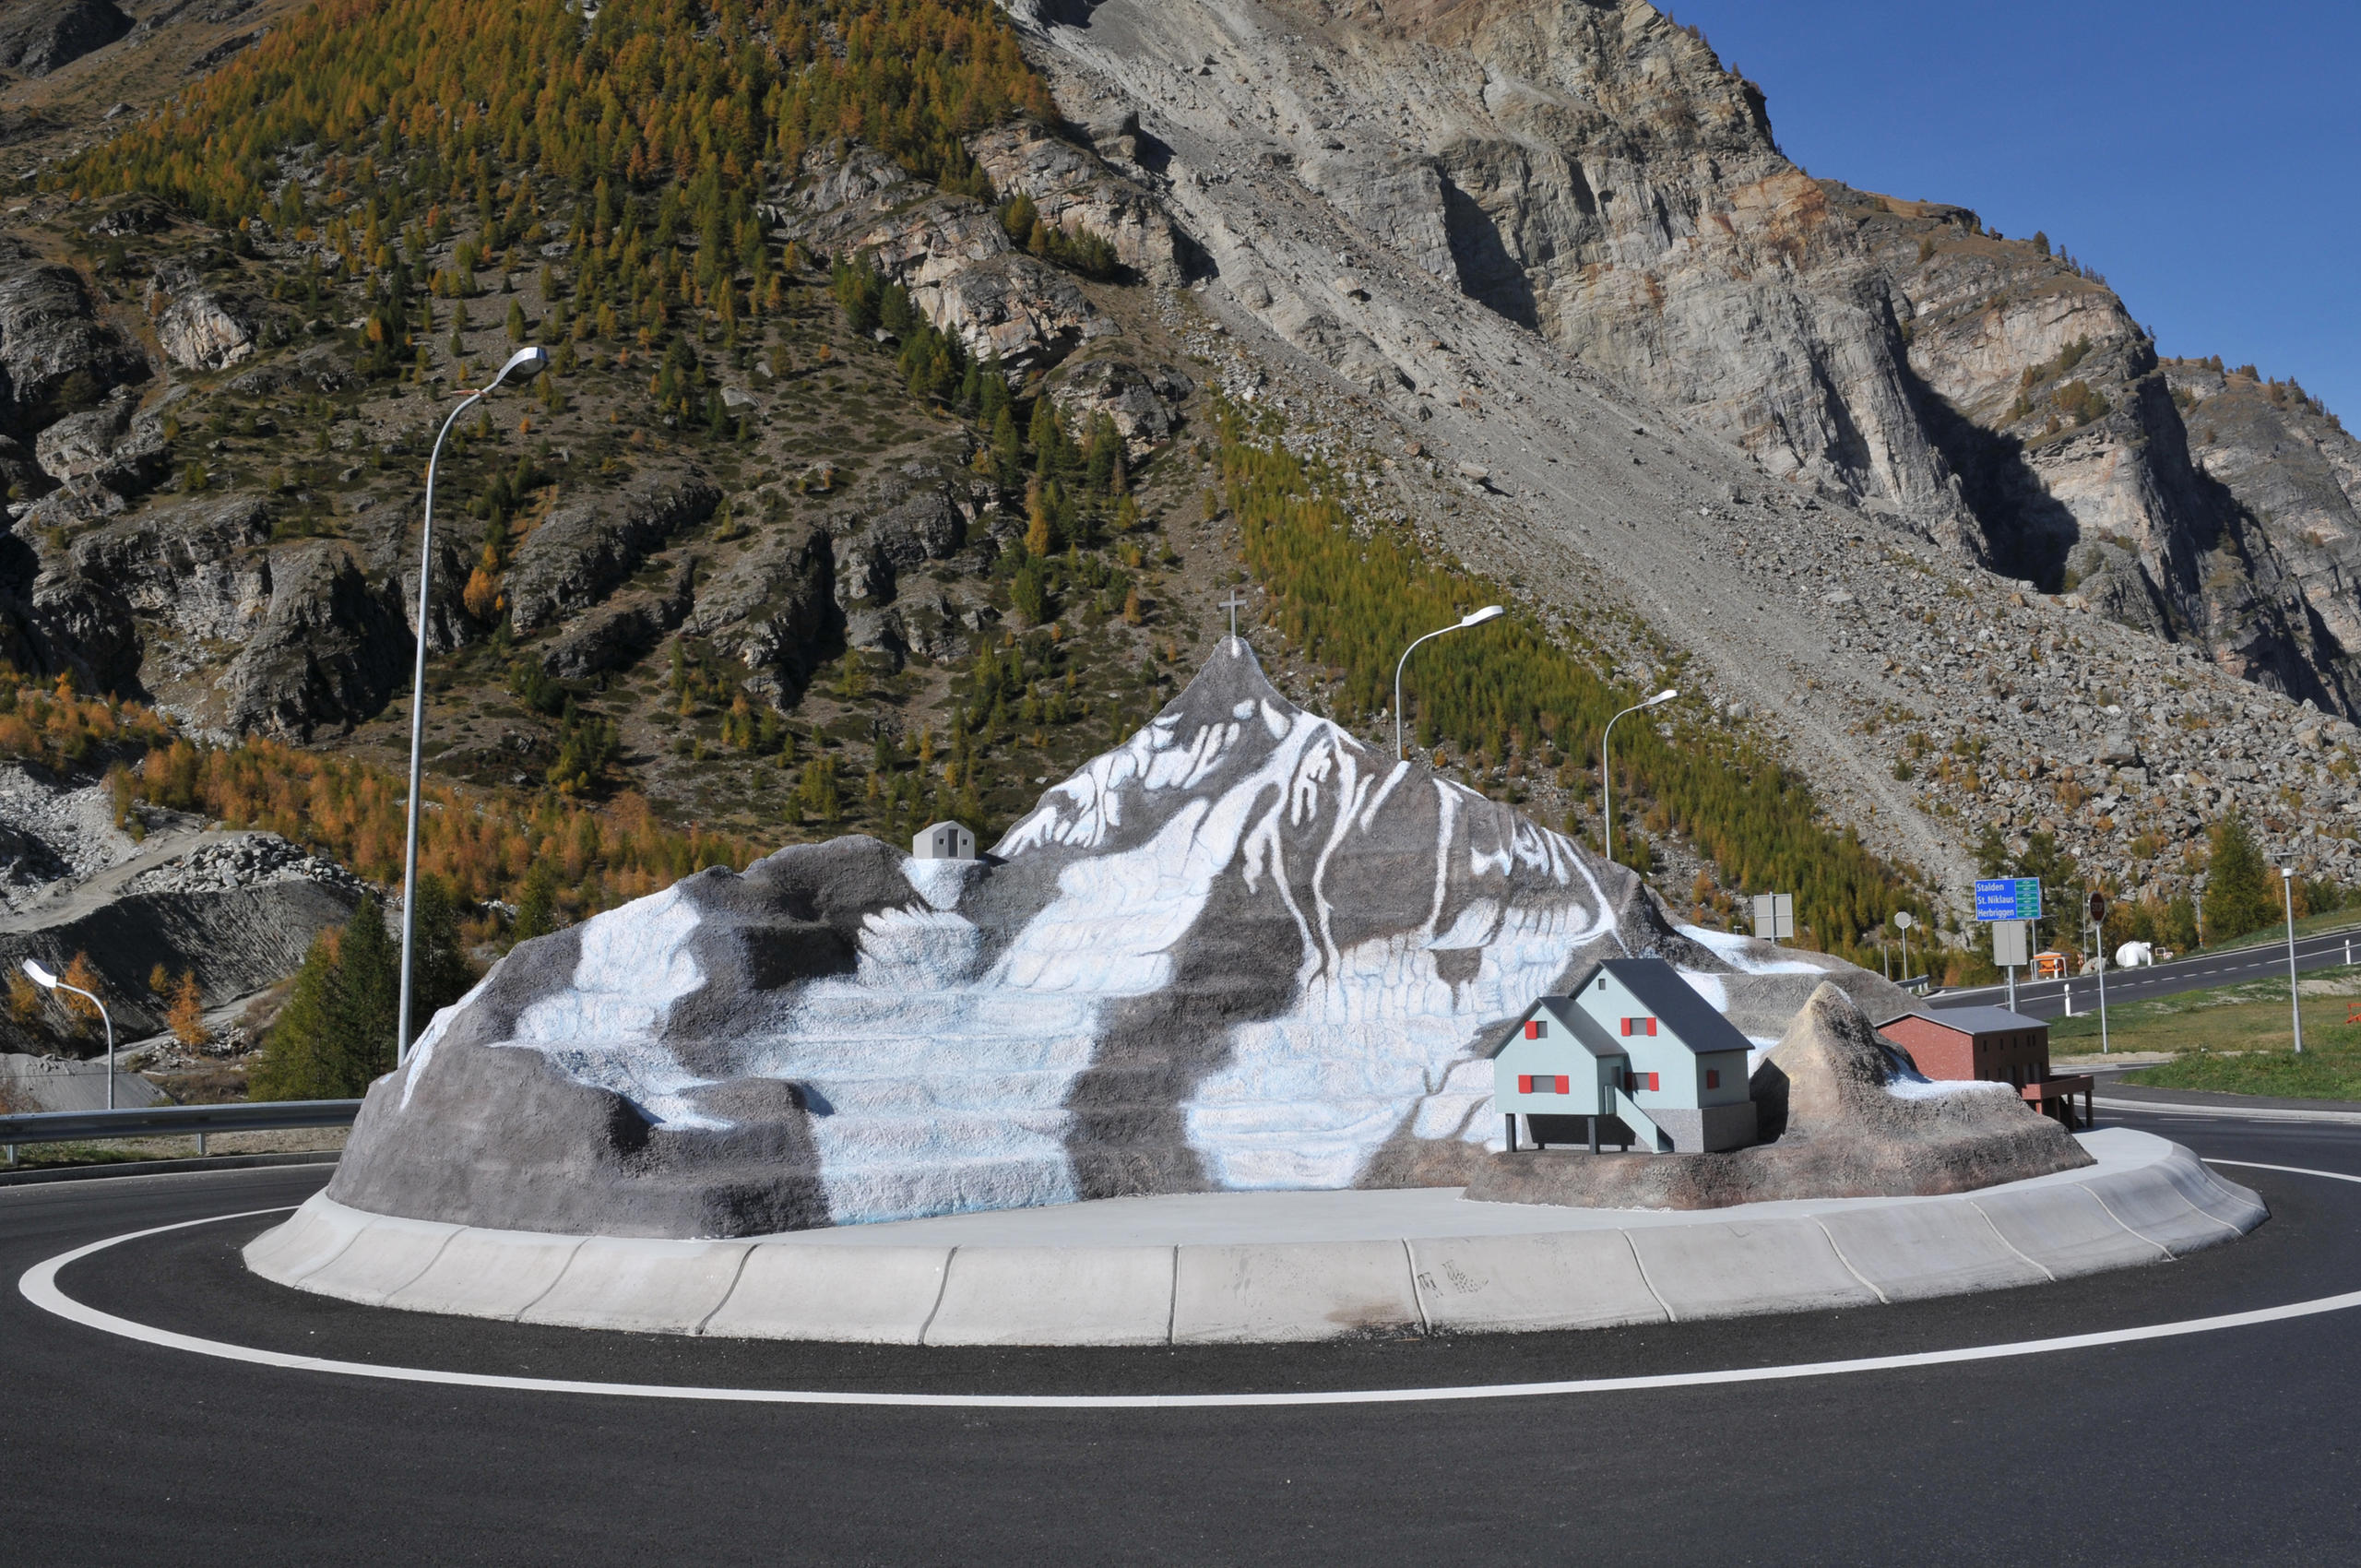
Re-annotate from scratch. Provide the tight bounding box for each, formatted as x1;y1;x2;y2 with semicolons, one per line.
0;0;131;78
1465;981;2092;1209
0;242;148;435
505;471;719;635
328;639;1904;1238
775;140;1123;374
1013;0;2354;714
219;542;409;740
967;117;1184;283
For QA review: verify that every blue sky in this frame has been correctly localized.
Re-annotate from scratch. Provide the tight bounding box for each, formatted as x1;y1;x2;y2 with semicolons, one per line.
1665;0;2359;421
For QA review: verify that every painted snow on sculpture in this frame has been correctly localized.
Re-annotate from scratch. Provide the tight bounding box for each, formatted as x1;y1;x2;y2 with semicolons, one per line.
1677;921;1832;975
508;884;721;1127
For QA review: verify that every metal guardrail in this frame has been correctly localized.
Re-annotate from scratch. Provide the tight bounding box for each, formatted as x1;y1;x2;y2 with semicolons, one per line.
1;1099;362;1160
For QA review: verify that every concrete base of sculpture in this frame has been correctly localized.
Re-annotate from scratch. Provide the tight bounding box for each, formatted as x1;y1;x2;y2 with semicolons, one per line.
245;1128;2262;1345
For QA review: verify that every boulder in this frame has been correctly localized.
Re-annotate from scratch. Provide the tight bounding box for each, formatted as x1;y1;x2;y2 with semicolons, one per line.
149;264;257;372
1465;983;2093;1209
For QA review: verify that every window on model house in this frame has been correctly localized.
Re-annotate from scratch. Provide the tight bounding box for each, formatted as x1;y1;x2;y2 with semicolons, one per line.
1619;1017;1656;1037
1705;1069;1720;1090
1525;1019;1547;1039
1517;1075;1569;1094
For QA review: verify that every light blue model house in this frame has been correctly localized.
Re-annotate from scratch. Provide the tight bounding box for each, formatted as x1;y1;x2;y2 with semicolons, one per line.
1489;957;1759;1154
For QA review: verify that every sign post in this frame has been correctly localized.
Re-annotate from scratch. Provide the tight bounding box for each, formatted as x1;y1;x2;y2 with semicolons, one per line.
1892;909;1916;991
1975;877;2043;1011
1992;919;2030;1012
2088;890;2110;1054
1750;893;1794;944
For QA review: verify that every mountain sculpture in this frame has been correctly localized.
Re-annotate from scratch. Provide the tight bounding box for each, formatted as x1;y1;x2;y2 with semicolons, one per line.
328;639;1909;1238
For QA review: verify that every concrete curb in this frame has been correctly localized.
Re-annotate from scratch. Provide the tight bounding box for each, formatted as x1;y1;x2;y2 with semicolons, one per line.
2095;1094;2361;1126
244;1131;2269;1346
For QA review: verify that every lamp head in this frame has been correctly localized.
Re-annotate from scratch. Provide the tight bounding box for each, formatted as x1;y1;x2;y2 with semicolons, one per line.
21;958;55;989
489;345;550;389
1646;688;1679;707
1460;605;1505;628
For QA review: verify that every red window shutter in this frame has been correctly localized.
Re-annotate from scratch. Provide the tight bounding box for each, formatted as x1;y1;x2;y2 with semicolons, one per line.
1555;1075;1570;1094
1706;1069;1720;1090
1525;1019;1542;1039
1647;1072;1661;1091
1645;1017;1657;1036
1619;1017;1632;1037
1517;1075;1533;1094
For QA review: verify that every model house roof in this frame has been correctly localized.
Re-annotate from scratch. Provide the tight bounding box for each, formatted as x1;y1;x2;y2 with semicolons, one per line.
1569;957;1755;1056
1485;996;1627;1060
1878;1005;2046;1037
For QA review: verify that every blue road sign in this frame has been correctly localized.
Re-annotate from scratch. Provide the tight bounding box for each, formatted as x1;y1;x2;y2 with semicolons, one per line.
1975;877;2042;921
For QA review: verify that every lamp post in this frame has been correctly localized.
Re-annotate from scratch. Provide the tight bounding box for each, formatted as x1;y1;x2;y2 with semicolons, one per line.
2284;866;2304;1055
23;958;113;1110
1392;604;1504;760
398;345;548;1070
1602;689;1678;867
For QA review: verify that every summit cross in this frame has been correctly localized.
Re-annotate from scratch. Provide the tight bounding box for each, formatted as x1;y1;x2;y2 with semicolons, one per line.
1218;591;1250;641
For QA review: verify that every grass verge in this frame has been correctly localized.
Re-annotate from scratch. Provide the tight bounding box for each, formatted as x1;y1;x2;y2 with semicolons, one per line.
2045;964;2361;1100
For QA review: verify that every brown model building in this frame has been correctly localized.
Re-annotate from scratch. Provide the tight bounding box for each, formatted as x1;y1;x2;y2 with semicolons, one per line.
1877;1005;2094;1129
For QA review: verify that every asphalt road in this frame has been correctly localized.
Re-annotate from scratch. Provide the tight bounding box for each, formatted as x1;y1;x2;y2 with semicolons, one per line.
1930;922;2361;1020
3;1111;2357;1566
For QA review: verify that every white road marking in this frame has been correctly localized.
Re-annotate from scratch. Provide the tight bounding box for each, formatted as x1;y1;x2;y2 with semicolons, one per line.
16;1161;2358;1408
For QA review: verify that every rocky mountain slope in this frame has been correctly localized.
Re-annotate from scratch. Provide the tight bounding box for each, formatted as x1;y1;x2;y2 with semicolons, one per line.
331;639;1901;1237
999;0;2361;900
0;761;362;1039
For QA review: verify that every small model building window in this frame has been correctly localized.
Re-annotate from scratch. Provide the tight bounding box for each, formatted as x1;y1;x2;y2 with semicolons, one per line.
1516;1075;1569;1094
1619;1017;1658;1037
1624;1071;1660;1093
1705;1069;1720;1089
1525;1020;1546;1039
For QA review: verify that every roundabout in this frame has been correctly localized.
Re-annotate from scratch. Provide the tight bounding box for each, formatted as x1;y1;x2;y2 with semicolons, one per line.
3;1104;2359;1566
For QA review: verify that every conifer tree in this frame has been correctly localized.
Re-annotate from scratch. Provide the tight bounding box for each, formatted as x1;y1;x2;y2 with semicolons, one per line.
2201;811;2274;944
168;971;213;1049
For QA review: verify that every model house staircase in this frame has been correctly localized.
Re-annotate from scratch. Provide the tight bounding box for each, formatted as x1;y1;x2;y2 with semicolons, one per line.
1610;1087;1674;1154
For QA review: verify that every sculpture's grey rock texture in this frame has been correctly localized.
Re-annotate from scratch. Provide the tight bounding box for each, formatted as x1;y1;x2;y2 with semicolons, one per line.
1464;981;2092;1209
330;640;1909;1238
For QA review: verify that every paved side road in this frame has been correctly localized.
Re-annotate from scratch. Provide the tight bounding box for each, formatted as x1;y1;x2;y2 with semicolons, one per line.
1932;923;2361;1020
2;1113;2358;1565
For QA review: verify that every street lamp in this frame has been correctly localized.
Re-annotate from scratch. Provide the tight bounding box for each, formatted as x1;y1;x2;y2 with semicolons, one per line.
23;959;113;1110
398;344;548;1069
1602;689;1678;866
1392;605;1504;760
2284;866;2304;1055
